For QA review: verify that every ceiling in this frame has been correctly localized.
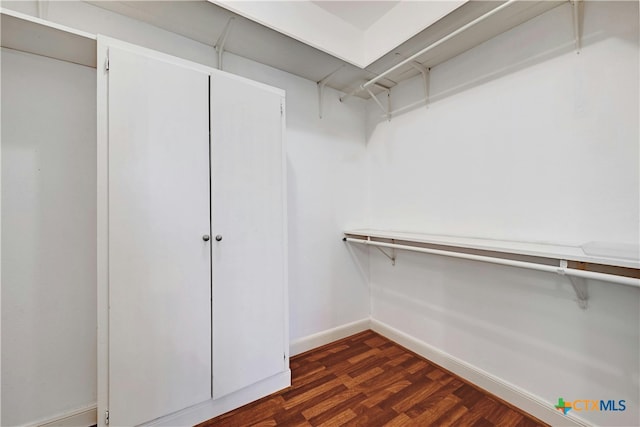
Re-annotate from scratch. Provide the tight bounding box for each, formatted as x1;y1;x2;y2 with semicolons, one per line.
88;1;565;100
310;1;400;31
212;1;466;68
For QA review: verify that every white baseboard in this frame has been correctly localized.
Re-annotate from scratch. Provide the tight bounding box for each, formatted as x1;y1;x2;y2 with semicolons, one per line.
26;404;97;427
370;319;592;427
290;318;370;356
145;370;291;427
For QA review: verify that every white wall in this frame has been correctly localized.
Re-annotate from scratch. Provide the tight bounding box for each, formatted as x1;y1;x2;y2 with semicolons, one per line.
365;2;639;426
1;48;97;426
1;1;369;425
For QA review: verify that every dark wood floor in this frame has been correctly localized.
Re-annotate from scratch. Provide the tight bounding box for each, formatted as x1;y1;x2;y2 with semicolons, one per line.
197;330;548;426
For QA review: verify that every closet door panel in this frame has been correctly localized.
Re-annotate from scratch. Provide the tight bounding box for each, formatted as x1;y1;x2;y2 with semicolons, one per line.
107;46;211;426
210;74;286;399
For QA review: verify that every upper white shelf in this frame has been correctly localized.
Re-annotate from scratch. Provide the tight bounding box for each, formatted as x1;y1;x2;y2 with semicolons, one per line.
1;8;97;68
344;229;640;270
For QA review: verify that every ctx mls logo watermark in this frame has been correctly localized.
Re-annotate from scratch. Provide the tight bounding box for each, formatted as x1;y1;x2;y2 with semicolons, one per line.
555;397;626;415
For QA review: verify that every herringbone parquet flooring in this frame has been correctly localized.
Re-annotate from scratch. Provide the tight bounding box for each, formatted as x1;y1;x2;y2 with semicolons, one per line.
197;330;548;427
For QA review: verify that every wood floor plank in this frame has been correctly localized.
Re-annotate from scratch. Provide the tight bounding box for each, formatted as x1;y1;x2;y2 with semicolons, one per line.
283;382;347;411
454;383;486;408
347;347;381;365
364;335;387;348
408;394;461;423
431;402;469;427
283;374;340;401
317;409;357;427
485;405;525;426
307;393;366;425
305;345;350;363
383;413;413;426
301;388;362;420
206;396;285;427
407;377;463;416
345;355;389;378
197;330;548;427
360;379;412;409
339;366;385;389
293;360;326;379
388;379;444;413
342;405;399;426
451;397;501;427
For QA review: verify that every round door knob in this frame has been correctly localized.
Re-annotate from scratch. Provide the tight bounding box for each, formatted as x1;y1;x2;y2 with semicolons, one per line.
215;235;223;242
202;235;210;241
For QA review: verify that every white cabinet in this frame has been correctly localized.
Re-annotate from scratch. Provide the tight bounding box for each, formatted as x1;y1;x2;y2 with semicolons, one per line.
97;37;289;426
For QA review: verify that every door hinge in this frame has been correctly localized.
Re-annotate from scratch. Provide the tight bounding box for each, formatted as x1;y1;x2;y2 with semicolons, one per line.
105;409;110;425
280;103;283;116
105;57;110;72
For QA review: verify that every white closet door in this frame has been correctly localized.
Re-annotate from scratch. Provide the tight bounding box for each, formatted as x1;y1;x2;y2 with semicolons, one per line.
107;46;211;426
210;73;286;399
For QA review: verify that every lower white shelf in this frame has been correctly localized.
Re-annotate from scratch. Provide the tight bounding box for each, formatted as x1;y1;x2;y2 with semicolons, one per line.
343;229;640;309
344;229;639;269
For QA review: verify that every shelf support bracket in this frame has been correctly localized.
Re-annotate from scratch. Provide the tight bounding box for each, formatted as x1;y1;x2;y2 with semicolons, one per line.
559;260;589;309
366;87;391;121
569;276;589;309
215;17;235;70
571;0;583;54
317;66;344;119
409;62;430;109
37;0;49;19
375;243;396;266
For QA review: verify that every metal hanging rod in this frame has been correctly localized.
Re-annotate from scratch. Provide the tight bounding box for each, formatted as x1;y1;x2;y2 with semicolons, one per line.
344;237;640;289
340;0;518;103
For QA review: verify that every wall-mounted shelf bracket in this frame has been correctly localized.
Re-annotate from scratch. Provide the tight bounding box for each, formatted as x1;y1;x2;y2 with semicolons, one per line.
366;87;391;121
317;66;344;119
376;242;396;266
215;16;235;70
558;260;589;309
37;0;49;19
571;0;582;54
409;61;430;109
569;276;589;309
